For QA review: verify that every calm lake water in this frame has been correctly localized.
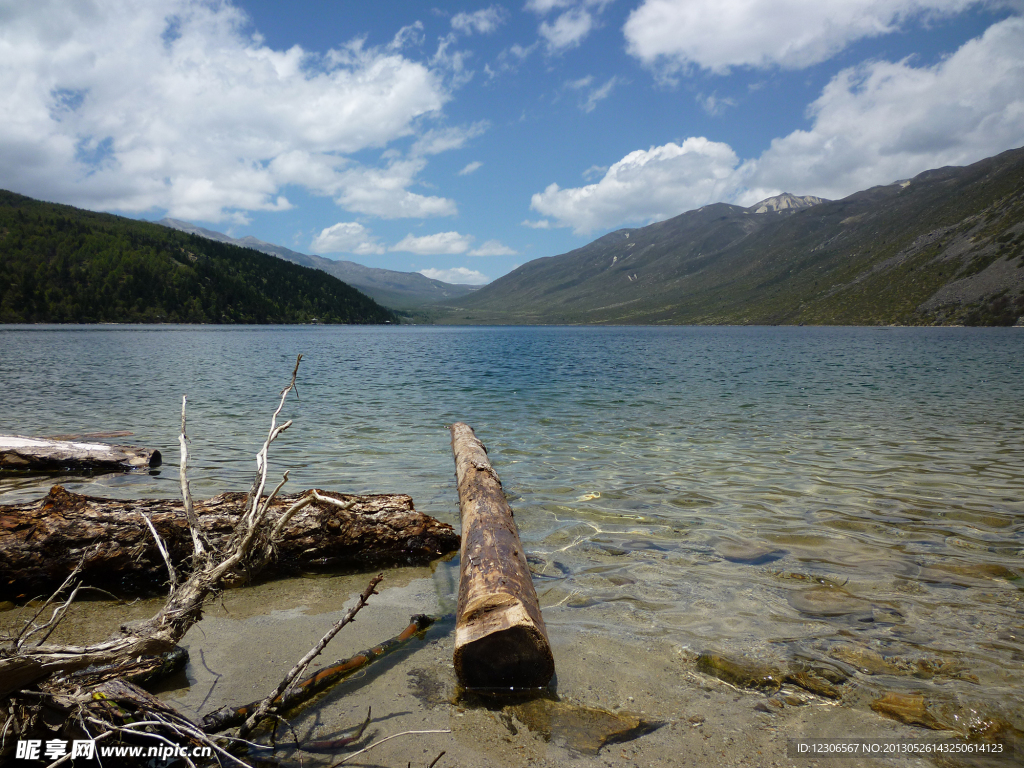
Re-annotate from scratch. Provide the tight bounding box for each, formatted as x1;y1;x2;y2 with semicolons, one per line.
2;324;1022;737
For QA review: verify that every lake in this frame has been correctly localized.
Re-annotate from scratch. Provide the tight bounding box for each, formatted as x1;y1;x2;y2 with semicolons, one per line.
2;324;1022;762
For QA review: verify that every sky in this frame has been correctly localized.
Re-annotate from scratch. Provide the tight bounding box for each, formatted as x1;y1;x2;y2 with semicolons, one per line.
2;1;1023;285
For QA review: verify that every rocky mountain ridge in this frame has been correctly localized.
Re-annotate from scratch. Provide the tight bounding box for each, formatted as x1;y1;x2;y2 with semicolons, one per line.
431;147;1024;326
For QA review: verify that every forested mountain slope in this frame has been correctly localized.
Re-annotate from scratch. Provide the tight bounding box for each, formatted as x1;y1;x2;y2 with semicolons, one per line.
0;192;397;324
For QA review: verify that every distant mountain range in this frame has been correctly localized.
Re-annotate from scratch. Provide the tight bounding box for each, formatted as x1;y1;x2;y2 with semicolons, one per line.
157;219;478;310
431;147;1024;326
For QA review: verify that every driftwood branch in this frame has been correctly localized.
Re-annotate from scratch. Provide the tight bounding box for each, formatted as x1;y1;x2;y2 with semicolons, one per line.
238;573;383;738
1;356;449;768
1;359;307;697
328;729;452;767
201;613;436;734
178;395;206;559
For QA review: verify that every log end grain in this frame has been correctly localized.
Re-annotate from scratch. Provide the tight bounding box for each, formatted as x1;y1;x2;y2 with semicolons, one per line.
454;623;555;691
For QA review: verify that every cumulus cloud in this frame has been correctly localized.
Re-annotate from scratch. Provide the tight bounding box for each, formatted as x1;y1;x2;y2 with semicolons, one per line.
469;239;518;256
624;0;983;75
531;138;742;233
458;160;483;175
745;14;1024;200
392;231;474;254
420;266;490;284
531;16;1024;231
451;7;509;35
329;159;458;218
521;218;554;228
0;0;450;222
311;222;385;255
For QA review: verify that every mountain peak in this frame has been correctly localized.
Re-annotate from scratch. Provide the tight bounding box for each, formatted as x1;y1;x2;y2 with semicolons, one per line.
748;193;828;214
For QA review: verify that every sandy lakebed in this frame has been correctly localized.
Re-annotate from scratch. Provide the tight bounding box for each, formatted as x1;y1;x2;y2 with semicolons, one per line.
4;561;1012;768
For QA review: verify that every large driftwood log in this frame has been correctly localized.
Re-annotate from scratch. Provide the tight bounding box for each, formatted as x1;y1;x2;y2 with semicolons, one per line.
0;434;161;471
449;422;554;691
0;485;459;596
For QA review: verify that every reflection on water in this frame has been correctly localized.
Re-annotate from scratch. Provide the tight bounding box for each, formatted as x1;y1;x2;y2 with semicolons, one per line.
2;324;1022;731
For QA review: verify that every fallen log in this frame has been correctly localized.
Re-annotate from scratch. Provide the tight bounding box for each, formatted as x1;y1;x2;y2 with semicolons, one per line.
0;485;459;597
449;422;554;691
0;434;161;471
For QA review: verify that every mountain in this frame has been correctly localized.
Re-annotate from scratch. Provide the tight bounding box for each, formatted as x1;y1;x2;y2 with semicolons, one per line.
158;219;479;310
433;147;1024;326
0;191;398;325
749;193;828;214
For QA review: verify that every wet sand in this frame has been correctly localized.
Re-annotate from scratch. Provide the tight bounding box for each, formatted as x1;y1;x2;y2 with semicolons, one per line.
5;562;986;768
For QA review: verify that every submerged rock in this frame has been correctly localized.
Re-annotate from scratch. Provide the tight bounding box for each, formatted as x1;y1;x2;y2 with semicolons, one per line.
787;586;871;617
870;691;950;731
696;651;784;693
508;698;662;755
716;541;785;565
829;645;977;682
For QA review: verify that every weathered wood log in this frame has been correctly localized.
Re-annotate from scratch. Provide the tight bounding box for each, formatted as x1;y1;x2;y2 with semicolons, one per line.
449;422;554;691
0;434;161;471
0;485;459;597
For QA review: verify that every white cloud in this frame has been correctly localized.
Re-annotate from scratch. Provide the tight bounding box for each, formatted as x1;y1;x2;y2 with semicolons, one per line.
392;231;474;254
698;92;737;116
458;161;483;175
525;0;576;12
311;222;385;255
469;239;518;256
521;218;554;228
539;7;595;51
530;137;742;233
531;16;1024;230
745;14;1024;200
0;0;450;222
419;267;490;284
411;121;489;156
451;7;509;35
577;76;620;113
330;159;458;218
624;0;983;75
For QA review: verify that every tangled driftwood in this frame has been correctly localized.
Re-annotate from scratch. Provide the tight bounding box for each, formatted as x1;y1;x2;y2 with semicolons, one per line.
0;357;452;766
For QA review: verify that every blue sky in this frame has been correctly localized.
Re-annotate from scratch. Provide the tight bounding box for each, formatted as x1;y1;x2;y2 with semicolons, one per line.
2;1;1023;285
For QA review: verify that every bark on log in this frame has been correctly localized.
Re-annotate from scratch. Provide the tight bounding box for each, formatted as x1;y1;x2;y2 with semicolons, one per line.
449;422;554;691
0;486;459;597
0;434;161;471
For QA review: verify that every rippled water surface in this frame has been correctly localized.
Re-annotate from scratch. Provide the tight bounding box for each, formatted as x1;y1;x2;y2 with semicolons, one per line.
2;324;1022;728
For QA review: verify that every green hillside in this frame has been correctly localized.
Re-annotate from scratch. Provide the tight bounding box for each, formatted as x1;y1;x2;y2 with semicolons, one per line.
431;147;1024;326
0;191;398;325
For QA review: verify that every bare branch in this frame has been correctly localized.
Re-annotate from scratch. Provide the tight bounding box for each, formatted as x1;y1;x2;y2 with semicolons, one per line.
178;395;206;559
238;573;383;738
139;511;177;589
31;582;83;648
13;560;85;651
328;729;452;767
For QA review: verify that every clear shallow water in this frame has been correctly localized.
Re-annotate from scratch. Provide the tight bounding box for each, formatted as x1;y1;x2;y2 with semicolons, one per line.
2;324;1022;727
